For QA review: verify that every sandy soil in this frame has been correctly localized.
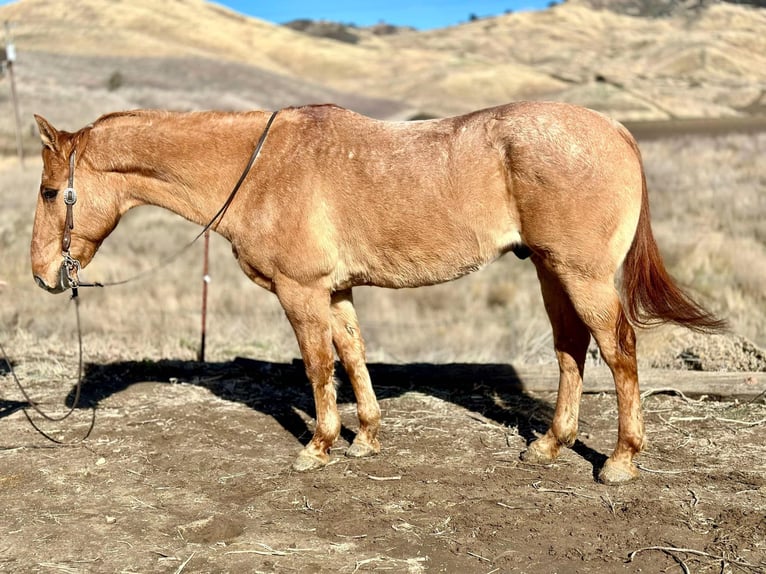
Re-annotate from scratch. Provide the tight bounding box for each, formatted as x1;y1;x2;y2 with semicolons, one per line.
1;359;764;573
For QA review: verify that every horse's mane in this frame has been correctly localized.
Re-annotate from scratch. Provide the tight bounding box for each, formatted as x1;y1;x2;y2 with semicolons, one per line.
93;109;174;127
91;109;269;131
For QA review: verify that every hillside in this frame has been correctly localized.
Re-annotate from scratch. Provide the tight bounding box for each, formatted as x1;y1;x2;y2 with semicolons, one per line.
370;1;766;118
581;0;766;17
0;0;414;152
0;0;764;150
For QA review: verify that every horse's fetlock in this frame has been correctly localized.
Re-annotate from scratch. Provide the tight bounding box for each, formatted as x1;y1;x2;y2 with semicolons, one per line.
552;421;578;448
558;430;577;448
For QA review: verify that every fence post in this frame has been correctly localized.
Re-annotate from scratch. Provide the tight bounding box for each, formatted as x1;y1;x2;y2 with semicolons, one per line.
198;230;211;362
4;21;24;169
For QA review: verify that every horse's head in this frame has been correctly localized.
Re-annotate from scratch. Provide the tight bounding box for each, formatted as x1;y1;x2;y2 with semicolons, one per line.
31;115;121;293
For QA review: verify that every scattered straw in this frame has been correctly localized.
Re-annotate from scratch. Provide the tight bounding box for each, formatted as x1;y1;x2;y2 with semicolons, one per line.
641;388;698;403
37;565;81;574
353;556;427;573
467;551;492;563
669;414;766;427
714;416;766;427
628;545;762;572
635;463;685;475
174;552;195;574
225;543;316;557
531;481;597;499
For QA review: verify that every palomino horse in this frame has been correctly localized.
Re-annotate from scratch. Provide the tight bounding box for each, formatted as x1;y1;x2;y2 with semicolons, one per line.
31;102;723;484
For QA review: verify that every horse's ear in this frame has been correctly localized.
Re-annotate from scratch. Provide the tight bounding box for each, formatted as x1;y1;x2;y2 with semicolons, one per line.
34;114;60;152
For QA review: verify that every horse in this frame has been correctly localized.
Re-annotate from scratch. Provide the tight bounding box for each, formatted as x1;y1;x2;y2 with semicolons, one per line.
30;101;724;484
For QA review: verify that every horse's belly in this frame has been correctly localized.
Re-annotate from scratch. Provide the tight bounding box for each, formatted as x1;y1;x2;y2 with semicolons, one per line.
340;228;521;289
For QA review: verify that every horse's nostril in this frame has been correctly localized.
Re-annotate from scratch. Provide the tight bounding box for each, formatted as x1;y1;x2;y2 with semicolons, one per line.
35;275;65;293
34;271;68;294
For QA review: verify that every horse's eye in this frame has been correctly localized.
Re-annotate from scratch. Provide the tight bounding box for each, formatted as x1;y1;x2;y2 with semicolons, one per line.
42;188;58;201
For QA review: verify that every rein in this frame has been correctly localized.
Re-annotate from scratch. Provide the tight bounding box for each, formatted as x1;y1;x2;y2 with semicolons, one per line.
2;109;279;443
64;109;279;290
0;296;95;444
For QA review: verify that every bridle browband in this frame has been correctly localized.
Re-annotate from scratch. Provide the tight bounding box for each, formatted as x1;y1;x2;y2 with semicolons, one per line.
59;109;279;293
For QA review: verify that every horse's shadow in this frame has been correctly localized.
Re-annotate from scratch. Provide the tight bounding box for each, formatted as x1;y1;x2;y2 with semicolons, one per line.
6;357;607;476
0;359;32;419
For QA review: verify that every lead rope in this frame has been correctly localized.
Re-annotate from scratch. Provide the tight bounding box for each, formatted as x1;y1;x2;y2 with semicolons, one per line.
0;293;95;444
2;110;279;443
0;154;92;443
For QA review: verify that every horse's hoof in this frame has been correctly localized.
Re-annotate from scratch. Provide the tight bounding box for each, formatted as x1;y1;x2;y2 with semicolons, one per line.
346;438;380;459
598;459;639;485
520;439;558;464
291;451;328;472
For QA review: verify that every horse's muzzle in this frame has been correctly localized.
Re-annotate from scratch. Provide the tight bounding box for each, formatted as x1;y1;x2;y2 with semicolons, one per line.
34;263;70;294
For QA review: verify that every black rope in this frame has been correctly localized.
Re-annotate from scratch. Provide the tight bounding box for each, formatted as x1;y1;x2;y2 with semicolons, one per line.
1;292;95;444
85;109;279;288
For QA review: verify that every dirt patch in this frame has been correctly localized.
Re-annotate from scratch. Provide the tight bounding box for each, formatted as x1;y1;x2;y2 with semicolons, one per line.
652;333;766;372
1;359;764;573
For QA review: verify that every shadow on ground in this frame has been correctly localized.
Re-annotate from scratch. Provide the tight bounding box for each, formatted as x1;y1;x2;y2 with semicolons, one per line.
0;400;29;420
7;357;608;476
0;358;32;420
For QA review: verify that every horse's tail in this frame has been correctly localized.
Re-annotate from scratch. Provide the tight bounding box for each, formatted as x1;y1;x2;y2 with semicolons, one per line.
618;128;727;333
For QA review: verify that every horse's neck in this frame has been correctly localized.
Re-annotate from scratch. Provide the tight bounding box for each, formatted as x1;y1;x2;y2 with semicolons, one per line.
92;112;268;230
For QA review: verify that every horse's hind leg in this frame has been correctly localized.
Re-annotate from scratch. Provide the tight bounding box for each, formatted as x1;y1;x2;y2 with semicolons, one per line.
560;274;645;484
330;289;381;458
522;263;591;464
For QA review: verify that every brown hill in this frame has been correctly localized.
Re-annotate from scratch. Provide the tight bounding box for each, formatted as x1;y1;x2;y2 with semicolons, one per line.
0;0;764;152
580;0;766;18
0;0;413;153
371;1;766;118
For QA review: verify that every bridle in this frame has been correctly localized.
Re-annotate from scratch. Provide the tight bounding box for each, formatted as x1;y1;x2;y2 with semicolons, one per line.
58;109;279;293
60;149;93;295
3;149;92;438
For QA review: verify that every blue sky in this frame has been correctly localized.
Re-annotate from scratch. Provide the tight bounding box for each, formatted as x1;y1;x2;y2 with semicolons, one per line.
0;1;551;30
219;1;551;29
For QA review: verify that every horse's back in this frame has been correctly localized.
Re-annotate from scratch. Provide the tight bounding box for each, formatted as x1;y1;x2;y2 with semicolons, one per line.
274;105;522;289
268;102;643;289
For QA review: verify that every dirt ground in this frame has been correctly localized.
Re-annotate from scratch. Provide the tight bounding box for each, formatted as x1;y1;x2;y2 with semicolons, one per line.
1;359;764;574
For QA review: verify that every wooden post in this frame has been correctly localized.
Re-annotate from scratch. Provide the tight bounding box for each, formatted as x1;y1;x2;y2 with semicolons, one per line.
4;21;24;169
198;230;211;362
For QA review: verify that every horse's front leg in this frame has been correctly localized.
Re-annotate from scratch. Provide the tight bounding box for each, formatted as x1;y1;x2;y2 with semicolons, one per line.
330;289;381;458
275;277;339;471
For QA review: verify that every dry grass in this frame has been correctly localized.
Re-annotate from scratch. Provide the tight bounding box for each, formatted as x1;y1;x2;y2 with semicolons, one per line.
638;132;766;363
